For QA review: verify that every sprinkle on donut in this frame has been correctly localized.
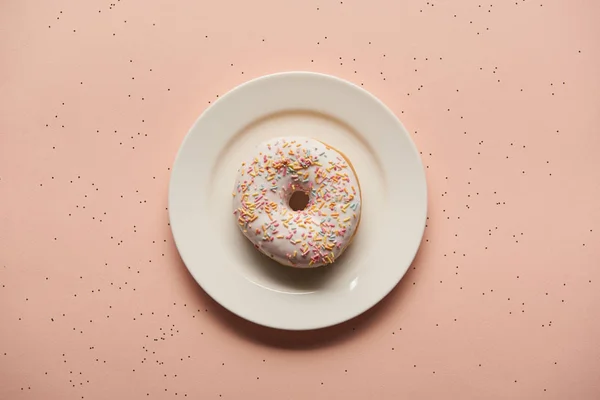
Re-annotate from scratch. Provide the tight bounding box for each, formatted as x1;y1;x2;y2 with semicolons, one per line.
232;137;362;268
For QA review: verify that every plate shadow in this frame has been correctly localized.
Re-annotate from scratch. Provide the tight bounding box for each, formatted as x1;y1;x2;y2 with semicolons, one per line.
175;238;426;350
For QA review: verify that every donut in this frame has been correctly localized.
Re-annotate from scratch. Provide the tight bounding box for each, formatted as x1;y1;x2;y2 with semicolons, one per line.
232;137;362;268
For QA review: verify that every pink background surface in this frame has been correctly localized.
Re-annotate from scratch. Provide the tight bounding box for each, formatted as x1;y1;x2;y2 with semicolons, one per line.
1;0;600;399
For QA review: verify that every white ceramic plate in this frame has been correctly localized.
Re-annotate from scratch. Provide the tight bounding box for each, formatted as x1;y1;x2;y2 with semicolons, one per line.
169;72;427;330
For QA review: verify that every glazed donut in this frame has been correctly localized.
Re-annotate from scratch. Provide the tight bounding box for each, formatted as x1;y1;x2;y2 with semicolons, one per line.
232;137;362;268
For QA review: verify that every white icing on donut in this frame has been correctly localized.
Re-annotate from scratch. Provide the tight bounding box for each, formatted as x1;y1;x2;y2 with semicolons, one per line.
232;137;362;268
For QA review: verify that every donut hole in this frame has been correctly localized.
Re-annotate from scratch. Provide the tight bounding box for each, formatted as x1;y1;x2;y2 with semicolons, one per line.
289;191;310;211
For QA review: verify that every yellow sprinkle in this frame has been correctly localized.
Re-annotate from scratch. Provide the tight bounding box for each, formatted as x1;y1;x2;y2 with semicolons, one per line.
296;143;302;147
343;217;351;222
277;235;284;239
232;193;236;197
293;250;298;257
283;142;289;148
314;162;321;166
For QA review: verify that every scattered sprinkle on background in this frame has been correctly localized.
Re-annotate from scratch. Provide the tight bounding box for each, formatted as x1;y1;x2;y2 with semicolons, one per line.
1;0;599;399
